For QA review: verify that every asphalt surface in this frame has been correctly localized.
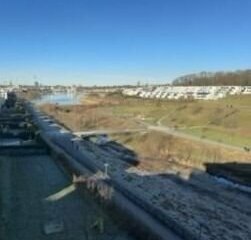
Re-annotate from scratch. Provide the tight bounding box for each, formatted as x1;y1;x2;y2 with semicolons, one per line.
2;154;133;240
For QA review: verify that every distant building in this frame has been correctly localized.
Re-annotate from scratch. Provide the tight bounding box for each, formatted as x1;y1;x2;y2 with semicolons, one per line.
122;86;251;100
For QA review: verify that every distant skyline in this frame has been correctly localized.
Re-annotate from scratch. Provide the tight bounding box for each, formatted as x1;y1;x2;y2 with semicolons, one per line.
0;0;251;86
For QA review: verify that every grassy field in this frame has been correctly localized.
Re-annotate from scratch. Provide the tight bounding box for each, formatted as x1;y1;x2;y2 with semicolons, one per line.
104;93;251;148
40;92;251;170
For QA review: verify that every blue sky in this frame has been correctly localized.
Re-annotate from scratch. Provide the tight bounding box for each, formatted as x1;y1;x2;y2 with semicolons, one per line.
0;0;251;85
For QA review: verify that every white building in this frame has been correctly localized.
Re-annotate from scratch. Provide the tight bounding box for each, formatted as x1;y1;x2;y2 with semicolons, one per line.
122;86;251;100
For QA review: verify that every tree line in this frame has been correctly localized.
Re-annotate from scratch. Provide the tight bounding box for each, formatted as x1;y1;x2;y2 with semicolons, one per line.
172;69;251;86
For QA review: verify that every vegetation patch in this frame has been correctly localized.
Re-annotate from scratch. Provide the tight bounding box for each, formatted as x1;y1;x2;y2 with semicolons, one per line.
40;93;251;170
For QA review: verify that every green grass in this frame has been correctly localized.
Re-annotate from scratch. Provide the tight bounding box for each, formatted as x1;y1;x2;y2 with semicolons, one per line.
109;95;251;147
182;127;251;147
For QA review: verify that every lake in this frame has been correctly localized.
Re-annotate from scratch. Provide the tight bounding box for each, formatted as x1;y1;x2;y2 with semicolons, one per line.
33;93;83;105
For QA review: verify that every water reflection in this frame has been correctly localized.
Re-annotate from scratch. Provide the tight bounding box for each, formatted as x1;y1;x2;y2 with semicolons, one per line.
33;93;83;105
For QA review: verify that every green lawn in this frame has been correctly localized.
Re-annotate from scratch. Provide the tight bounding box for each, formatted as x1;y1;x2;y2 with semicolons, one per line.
182;127;251;147
109;94;251;147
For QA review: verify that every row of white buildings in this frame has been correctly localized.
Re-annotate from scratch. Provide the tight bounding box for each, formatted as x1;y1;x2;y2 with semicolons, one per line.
122;86;251;100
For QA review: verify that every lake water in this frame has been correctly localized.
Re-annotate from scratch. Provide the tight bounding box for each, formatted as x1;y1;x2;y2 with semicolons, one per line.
33;93;83;105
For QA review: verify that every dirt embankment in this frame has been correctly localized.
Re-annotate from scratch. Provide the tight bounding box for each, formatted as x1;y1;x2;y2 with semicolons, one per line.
113;131;251;171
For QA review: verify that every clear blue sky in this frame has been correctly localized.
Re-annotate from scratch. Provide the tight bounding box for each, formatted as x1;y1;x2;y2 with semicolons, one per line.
0;0;251;86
